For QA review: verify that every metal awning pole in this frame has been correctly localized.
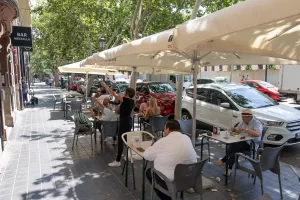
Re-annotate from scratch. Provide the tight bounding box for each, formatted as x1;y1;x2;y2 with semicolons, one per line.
191;53;199;147
85;72;89;109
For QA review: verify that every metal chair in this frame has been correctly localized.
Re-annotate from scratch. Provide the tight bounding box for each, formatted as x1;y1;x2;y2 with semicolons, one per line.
143;115;169;138
121;131;155;189
151;158;209;200
100;120;119;152
53;95;62;110
177;120;211;161
233;145;285;199
72;111;93;150
67;100;82;119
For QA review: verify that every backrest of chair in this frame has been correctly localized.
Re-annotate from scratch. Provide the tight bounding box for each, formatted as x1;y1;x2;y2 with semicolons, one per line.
121;131;154;146
174;158;208;192
260;145;285;172
150;115;169;132
178;120;192;135
101;121;119;137
71;100;82;111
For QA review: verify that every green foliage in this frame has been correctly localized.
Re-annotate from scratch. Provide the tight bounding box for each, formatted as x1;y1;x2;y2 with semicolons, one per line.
30;0;245;77
267;65;277;70
245;65;252;70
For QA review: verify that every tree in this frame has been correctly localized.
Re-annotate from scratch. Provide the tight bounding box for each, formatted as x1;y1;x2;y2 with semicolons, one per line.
245;65;252;70
267;65;277;70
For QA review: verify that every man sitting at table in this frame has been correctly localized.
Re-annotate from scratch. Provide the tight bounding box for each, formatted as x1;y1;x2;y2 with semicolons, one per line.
92;97;119;143
214;109;263;176
143;120;197;200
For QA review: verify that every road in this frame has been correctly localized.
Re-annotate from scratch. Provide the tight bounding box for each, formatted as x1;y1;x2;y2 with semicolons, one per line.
279;99;300;168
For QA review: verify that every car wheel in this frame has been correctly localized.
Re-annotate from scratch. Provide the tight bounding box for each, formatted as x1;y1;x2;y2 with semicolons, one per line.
181;111;192;120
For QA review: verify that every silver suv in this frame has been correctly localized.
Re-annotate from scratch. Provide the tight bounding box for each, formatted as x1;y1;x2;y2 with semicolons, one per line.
181;83;300;146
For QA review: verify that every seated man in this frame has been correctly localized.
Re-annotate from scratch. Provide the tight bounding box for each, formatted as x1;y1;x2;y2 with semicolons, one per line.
214;109;263;175
143;120;197;200
93;97;119;143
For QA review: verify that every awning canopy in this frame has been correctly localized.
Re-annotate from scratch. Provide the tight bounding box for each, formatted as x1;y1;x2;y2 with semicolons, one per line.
58;62;118;75
173;0;300;63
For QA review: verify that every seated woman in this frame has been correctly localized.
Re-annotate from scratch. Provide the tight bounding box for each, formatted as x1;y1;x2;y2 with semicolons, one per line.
139;99;148;116
144;98;161;120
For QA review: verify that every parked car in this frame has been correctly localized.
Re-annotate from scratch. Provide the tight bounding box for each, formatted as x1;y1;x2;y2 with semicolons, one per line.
135;82;176;117
77;81;85;94
197;77;229;84
241;80;284;101
110;84;129;103
181;83;300;146
89;80;113;96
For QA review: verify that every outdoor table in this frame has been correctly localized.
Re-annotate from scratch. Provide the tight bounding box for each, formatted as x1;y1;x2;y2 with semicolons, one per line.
200;131;255;186
125;140;152;200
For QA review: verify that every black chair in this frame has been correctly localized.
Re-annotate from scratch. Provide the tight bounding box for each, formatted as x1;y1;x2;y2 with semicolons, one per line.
233;145;285;199
177;120;210;161
144;115;169;138
72;111;93;150
53;95;62;110
151;158;209;200
100;120;119;152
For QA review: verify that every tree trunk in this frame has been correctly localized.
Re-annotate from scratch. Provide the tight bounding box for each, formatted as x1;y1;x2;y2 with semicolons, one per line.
53;68;60;87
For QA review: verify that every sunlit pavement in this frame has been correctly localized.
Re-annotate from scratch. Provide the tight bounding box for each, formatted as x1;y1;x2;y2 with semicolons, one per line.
0;82;299;200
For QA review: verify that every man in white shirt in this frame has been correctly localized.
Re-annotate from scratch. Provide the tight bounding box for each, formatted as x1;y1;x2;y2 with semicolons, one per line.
144;120;197;200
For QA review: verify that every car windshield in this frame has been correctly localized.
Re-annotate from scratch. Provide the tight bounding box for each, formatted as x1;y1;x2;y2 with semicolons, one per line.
118;85;128;92
149;83;174;93
258;81;275;88
225;87;278;109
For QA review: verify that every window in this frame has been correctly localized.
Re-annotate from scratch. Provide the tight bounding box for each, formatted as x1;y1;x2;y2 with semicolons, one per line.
204;66;208;71
140;85;149;94
149;83;174;93
219;65;223;71
211;90;238;110
211;66;215;71
258;81;275;88
225;87;278;109
197;88;212;103
136;84;142;92
236;65;241;70
258;65;263;70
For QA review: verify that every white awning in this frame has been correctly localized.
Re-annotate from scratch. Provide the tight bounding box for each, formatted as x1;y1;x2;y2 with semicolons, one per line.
58;62;118;75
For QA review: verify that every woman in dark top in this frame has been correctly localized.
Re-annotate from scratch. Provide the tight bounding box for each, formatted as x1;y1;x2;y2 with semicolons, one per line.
101;81;135;167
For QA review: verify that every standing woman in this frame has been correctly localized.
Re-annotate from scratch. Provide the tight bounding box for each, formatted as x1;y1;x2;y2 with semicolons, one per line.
101;81;135;167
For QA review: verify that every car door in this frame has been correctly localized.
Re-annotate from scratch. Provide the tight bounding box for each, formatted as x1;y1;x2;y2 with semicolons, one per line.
195;88;214;125
210;90;238;129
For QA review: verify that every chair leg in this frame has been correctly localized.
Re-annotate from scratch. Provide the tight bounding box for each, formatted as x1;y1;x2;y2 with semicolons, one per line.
260;179;264;196
278;174;283;199
76;135;79;146
72;133;76;150
254;175;256;185
121;160;127;175
207;142;210;162
90;133;93;151
181;192;184;199
232;162;238;189
131;162;136;190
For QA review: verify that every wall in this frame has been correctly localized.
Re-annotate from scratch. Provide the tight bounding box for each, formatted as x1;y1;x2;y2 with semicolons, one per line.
199;69;280;86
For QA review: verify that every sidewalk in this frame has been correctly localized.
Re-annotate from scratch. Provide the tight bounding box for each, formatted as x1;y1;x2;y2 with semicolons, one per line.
0;83;299;200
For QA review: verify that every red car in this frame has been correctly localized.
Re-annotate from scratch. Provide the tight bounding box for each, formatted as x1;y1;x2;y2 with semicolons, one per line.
135;82;176;117
241;80;281;101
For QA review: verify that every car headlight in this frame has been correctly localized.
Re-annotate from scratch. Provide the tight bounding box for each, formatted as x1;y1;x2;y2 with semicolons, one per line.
259;119;284;126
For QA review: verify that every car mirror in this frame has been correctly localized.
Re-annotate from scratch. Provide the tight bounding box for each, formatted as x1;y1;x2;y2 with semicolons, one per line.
220;102;230;108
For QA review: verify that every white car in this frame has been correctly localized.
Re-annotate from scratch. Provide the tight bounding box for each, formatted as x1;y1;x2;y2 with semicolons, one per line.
181;83;300;146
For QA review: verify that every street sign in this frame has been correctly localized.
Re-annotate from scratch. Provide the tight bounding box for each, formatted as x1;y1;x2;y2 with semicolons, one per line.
11;26;33;51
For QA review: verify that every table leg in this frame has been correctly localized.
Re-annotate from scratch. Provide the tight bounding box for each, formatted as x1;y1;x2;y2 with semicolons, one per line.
225;143;229;186
132;115;135;131
200;137;205;160
94;121;97;144
142;158;145;200
125;147;129;187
